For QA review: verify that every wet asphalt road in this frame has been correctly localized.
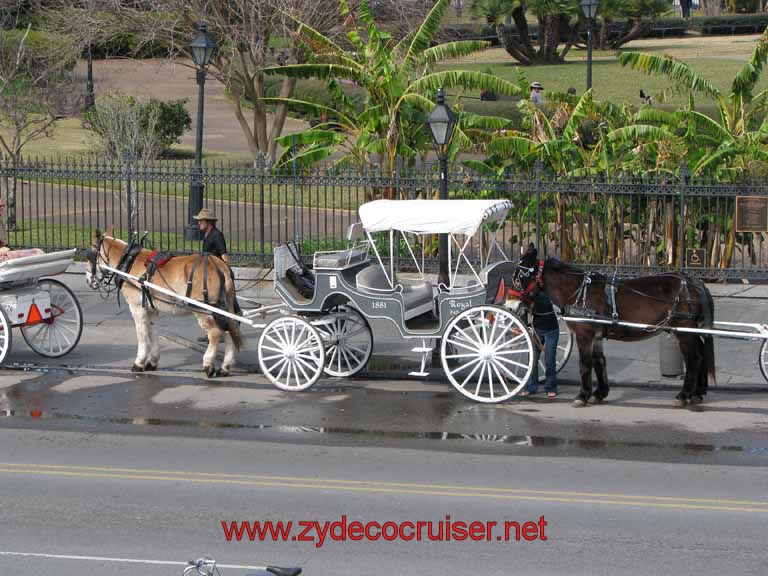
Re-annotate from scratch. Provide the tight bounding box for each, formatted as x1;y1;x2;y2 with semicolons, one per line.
0;367;767;576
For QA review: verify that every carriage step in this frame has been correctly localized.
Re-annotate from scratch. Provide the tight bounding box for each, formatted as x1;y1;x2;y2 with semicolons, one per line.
411;347;432;353
408;371;430;378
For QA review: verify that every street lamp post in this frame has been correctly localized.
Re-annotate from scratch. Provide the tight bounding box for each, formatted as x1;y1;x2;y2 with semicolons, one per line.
427;88;457;288
184;22;218;242
85;41;95;110
580;0;599;91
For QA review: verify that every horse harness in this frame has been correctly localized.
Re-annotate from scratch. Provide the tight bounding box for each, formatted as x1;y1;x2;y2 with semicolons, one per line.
91;238;229;323
568;270;702;332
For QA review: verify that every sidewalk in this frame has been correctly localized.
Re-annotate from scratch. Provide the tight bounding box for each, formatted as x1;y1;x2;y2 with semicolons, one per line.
3;269;768;391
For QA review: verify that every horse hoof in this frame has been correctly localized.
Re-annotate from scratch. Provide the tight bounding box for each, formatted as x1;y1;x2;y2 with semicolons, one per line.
674;397;688;408
591;396;604;404
144;363;158;372
688;395;704;405
216;369;229;378
131;364;144;373
573;398;587;408
204;366;217;378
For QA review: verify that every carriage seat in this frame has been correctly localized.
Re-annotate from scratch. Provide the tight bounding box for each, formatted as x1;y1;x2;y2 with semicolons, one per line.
356;266;434;320
313;247;369;270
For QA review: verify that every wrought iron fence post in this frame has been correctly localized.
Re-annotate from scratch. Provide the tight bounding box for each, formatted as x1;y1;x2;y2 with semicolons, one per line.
259;154;265;261
534;159;543;255
679;162;688;271
123;152;134;240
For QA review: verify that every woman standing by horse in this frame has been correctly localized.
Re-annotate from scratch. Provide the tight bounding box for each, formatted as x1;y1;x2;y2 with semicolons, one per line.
508;245;716;408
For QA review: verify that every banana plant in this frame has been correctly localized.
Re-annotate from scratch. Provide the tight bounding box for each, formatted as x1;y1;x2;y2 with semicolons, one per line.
262;0;522;182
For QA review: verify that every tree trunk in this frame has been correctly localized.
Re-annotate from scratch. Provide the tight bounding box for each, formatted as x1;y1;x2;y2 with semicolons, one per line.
611;19;646;49
267;76;298;163
496;24;533;65
700;0;722;16
599;17;610;51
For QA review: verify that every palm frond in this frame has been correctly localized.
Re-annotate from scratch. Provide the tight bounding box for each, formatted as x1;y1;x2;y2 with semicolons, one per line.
730;29;768;103
458;112;514;131
487;135;536;158
262;64;361;83
618;52;721;99
407;71;522;97
606;124;679;145
422;41;490;66
403;0;451;70
261;97;357;129
294;22;347;58
562;89;592;143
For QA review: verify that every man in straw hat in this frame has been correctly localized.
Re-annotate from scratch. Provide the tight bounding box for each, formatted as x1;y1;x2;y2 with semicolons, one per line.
193;208;242;323
530;81;544;106
193;208;229;263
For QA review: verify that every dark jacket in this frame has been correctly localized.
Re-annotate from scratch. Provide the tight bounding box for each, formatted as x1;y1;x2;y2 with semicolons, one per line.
530;291;558;333
202;227;227;259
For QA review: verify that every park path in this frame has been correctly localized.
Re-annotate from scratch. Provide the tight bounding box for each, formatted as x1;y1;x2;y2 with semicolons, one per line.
80;59;308;158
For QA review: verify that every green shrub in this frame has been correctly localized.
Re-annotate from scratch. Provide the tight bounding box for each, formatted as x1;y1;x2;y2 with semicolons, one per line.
85;95;191;160
145;99;192;151
692;14;768;35
90;33;170;59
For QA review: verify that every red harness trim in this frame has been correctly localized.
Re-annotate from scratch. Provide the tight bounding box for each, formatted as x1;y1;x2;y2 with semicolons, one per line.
504;260;545;302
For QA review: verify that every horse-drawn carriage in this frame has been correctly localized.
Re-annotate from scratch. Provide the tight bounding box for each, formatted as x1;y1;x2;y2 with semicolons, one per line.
99;199;571;403
0;249;83;365
93;198;768;406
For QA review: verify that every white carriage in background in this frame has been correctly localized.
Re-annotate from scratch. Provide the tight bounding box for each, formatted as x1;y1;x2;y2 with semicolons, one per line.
0;249;84;365
263;199;572;402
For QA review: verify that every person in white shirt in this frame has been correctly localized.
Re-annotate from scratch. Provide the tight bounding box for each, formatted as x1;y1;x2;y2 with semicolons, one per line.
530;81;544;106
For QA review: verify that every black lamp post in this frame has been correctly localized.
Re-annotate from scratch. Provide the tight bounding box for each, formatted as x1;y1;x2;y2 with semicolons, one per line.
85;40;95;110
185;22;218;242
580;0;599;91
427;88;457;288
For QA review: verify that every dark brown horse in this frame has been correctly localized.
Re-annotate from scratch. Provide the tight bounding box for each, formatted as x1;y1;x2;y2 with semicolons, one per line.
509;246;716;408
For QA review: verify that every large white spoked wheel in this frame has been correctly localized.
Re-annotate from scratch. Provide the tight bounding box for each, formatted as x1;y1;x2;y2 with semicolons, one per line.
760;340;768;385
441;305;534;403
317;306;373;378
0;307;11;365
538;315;573;383
21;278;84;358
258;316;326;391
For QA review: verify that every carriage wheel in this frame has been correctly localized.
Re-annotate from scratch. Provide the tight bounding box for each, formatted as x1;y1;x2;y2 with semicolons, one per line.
0;307;11;365
20;279;83;358
760;340;768;385
538;315;573;383
258;316;326;391
441;305;534;403
317;306;373;378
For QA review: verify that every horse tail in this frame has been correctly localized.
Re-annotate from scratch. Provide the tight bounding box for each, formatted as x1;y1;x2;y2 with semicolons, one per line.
697;281;717;390
227;317;243;352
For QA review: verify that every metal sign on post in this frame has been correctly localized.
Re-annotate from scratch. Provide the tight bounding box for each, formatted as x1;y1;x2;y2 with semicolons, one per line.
735;196;768;233
686;248;707;268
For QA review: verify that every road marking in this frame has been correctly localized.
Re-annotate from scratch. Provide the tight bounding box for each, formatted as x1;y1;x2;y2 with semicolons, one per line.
0;551;266;570
0;461;766;507
0;462;767;513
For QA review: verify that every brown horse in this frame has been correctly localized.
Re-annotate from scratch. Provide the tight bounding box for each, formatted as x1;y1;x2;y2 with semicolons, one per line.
86;230;242;376
511;246;716;408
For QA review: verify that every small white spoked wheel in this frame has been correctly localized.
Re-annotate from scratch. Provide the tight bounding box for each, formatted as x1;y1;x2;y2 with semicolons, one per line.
21;279;84;358
760;340;768;385
317;306;373;378
441;305;534;403
538;315;573;383
258;315;326;391
0;308;12;365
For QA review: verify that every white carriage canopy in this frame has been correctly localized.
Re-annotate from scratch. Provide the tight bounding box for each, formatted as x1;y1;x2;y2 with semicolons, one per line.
358;199;513;237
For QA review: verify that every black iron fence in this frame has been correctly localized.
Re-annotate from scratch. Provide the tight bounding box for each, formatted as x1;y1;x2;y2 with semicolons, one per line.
1;156;767;280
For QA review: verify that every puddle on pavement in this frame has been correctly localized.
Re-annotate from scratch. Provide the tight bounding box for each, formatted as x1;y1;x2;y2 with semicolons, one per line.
0;408;763;457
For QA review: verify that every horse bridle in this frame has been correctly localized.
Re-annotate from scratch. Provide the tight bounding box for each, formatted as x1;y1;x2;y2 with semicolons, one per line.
86;236;121;298
510;260;545;302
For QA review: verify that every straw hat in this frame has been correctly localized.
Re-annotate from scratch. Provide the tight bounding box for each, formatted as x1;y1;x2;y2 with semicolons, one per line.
192;208;218;222
530;82;543;90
